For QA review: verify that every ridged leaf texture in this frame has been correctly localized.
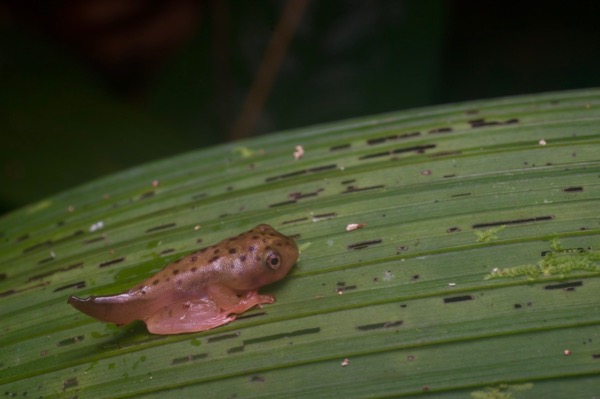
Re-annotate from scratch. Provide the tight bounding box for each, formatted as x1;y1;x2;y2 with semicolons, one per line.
1;89;599;398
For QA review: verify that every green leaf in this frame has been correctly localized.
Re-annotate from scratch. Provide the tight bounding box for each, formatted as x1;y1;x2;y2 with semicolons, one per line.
1;88;599;398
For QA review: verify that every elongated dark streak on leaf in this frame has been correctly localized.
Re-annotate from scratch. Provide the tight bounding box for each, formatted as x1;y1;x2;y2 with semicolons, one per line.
57;335;84;347
359;145;436;160
359;151;391;160
171;353;208;365
159;248;176;255
428;127;453;134
443;174;456;178
98;257;126;268
23;240;53;253
329;143;351;151
430;150;463;157
192;193;207;200
356;320;403;331
443;295;474;303
347;239;383;250
265;164;337;182
0;273;6;281
366;132;420;145
336;285;357;292
472;215;554;228
563;186;583;192
16;234;30;242
266;170;307;182
289;191;321;199
269;200;298;208
0;289;15;298
227;346;244;354
84;236;106;244
38;256;55;265
544;281;583;290
208;332;241;343
392;144;436;154
341;179;356;184
28;262;84;282
451;193;471;197
139;191;155;200
311;212;337;222
0;282;49;298
243;327;321;345
282;217;308;225
447;227;461;233
469;118;519;128
342;185;385;194
307;164;337;173
146;223;177;233
592;354;600;359
53;281;86;292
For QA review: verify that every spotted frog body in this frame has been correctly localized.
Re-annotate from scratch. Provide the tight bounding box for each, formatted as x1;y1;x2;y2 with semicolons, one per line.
68;224;298;334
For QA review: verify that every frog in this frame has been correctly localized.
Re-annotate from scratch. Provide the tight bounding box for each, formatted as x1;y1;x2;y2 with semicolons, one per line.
68;224;298;334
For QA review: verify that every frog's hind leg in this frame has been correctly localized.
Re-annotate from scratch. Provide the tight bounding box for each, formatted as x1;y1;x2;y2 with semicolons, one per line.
145;298;235;335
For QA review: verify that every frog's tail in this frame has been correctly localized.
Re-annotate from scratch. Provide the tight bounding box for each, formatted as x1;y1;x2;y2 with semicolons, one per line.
68;294;151;325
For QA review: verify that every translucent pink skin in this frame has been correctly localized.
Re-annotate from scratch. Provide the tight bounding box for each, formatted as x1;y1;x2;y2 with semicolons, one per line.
68;224;298;334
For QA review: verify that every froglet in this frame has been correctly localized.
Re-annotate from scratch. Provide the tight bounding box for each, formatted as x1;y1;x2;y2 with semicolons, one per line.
68;224;298;334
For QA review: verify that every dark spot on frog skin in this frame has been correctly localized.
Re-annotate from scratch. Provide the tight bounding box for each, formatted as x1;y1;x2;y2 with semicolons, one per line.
239;255;247;263
213;248;220;254
228;248;237;254
210;256;220;263
191;267;197;272
252;235;259;239
173;269;180;275
191;256;198;262
248;245;256;252
152;279;160;285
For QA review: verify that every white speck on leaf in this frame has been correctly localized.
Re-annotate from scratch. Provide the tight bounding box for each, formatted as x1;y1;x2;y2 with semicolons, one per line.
293;145;304;160
346;223;365;231
89;221;104;232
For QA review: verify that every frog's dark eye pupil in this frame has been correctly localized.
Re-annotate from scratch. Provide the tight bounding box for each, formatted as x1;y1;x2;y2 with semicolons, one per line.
266;252;281;270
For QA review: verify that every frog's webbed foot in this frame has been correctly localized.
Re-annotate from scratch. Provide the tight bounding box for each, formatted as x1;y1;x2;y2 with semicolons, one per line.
226;290;275;314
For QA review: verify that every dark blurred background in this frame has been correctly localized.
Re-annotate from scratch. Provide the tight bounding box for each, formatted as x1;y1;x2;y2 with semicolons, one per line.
1;0;599;215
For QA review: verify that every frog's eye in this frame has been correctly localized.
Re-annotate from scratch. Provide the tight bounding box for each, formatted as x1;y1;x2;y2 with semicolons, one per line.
265;251;282;270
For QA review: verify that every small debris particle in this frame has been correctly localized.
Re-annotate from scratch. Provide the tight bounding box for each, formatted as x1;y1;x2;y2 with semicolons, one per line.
340;358;350;367
152;180;160;187
564;349;572;356
293;145;305;160
67;205;75;213
250;375;265;382
421;169;432;176
89;221;104;232
539;139;547;145
194;225;201;230
448;282;456;287
346;223;365;231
